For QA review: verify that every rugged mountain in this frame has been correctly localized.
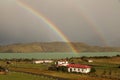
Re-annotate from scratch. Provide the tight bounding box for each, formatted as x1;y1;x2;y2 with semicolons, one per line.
0;42;120;53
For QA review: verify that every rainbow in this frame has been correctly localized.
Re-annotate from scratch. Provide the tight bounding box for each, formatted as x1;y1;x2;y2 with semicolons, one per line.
76;8;108;46
69;2;108;46
16;0;78;53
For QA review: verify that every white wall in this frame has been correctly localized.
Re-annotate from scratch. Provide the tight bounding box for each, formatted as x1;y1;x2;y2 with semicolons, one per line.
57;61;69;66
33;60;44;64
68;67;91;73
33;60;53;64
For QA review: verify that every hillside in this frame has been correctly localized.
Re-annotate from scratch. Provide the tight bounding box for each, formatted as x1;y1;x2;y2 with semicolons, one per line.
0;42;120;53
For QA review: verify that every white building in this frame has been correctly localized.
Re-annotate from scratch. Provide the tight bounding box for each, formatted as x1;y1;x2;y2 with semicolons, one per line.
33;60;44;64
33;60;53;64
54;60;92;73
87;60;93;63
67;64;91;73
44;60;53;63
55;60;69;67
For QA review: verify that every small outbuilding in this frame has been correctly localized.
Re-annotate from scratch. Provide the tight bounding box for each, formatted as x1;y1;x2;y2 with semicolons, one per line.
44;60;53;63
33;60;53;64
55;60;69;67
33;60;44;64
87;60;93;63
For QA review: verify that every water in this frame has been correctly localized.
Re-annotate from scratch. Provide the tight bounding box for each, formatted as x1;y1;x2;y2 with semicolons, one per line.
0;52;120;59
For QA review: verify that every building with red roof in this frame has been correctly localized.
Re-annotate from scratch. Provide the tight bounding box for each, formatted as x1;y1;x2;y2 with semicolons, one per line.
67;64;91;73
55;60;92;73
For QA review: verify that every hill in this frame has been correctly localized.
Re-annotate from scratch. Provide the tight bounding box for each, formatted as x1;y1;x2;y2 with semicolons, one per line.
0;42;120;53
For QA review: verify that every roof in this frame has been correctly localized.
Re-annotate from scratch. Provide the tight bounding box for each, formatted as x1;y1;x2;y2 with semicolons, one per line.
58;60;68;62
67;64;91;68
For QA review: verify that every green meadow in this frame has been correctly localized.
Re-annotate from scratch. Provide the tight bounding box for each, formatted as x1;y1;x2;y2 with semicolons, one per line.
0;72;56;80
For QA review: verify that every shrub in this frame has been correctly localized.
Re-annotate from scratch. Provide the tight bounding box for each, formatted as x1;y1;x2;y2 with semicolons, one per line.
0;66;8;72
57;66;67;72
90;67;96;73
118;65;120;68
48;65;58;71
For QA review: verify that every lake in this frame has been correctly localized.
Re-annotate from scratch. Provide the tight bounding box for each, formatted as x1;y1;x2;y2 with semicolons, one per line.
0;52;120;59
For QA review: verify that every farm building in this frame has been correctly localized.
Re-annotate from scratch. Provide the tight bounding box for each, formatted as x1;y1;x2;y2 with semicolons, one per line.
82;59;93;63
44;60;53;63
87;60;93;63
54;60;92;73
33;60;44;64
33;60;53;64
67;64;91;73
55;60;69;67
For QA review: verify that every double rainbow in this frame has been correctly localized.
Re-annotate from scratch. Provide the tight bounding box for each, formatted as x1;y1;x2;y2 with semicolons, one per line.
16;0;108;53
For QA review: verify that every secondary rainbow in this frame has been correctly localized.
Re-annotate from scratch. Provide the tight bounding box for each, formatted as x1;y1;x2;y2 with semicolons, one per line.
78;10;108;46
71;3;108;46
16;0;78;53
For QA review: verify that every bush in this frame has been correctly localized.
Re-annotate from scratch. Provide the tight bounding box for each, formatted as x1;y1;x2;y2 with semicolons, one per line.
118;65;120;68
0;66;8;72
57;66;67;72
90;67;96;73
48;65;58;71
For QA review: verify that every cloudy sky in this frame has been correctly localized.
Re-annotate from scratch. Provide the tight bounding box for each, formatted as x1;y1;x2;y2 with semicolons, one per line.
0;0;120;46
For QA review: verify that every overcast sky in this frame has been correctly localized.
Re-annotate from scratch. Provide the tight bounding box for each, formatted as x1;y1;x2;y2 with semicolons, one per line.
0;0;120;46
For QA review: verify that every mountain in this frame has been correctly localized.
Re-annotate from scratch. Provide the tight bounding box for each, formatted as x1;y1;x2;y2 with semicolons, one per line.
0;42;120;53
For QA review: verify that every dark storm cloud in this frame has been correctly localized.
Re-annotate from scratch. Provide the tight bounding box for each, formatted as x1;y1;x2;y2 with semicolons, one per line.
0;0;120;46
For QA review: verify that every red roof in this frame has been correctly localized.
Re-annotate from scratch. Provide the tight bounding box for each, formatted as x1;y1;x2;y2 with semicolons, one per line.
67;64;91;68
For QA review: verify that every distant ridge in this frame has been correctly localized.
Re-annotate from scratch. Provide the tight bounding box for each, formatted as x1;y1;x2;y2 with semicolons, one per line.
0;42;120;53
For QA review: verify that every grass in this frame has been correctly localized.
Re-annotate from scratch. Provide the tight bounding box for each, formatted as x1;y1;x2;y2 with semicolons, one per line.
0;72;56;80
0;56;120;80
7;62;116;80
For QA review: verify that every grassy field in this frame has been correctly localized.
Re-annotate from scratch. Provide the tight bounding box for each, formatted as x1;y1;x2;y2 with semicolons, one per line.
0;72;56;80
0;56;120;80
